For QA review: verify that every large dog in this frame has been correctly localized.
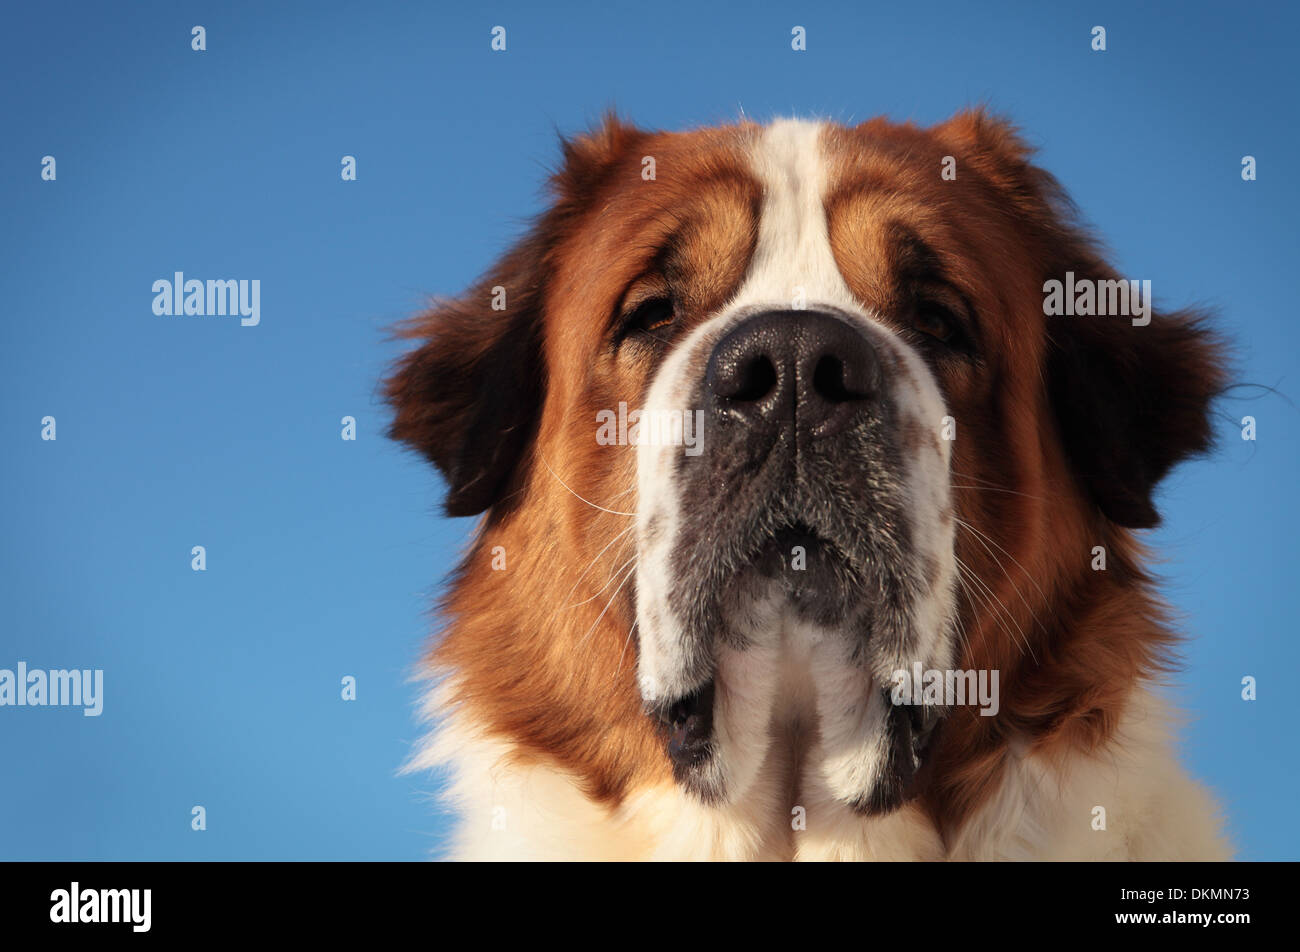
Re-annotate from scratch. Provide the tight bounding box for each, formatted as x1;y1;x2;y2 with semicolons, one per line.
386;110;1231;860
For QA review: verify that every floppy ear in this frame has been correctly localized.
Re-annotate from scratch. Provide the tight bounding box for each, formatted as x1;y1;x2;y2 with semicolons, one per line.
385;240;548;517
1045;300;1226;527
937;109;1228;528
385;113;644;517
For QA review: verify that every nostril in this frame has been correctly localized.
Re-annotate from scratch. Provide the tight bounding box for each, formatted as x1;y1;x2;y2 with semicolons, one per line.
812;354;870;403
723;354;778;402
813;355;848;402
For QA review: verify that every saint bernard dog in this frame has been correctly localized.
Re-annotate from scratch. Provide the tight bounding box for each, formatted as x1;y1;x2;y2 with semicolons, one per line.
386;109;1232;861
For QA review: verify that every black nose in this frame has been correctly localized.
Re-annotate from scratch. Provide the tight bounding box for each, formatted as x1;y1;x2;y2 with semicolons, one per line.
705;309;883;440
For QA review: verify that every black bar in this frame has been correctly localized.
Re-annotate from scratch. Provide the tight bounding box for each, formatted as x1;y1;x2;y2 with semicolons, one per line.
0;861;1285;938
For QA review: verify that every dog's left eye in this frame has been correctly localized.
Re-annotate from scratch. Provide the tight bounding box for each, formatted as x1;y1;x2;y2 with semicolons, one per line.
913;303;956;344
618;296;676;341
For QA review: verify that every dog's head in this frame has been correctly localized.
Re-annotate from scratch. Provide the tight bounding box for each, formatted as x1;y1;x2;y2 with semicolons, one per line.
387;111;1224;822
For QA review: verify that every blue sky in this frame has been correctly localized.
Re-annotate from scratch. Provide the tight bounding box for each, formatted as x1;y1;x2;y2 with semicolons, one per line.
1;0;1296;860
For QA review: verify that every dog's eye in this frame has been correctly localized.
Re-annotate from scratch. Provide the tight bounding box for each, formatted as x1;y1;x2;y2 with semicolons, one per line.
913;303;956;344
619;296;676;340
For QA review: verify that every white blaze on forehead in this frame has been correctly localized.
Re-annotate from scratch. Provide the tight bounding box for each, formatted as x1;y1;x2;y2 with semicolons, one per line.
730;119;859;313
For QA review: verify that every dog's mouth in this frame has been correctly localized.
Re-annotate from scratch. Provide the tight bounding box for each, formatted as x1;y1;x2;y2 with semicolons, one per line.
748;521;867;621
754;522;836;572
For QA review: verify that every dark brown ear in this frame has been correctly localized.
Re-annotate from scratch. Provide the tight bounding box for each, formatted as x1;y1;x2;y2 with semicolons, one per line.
384;113;644;517
1045;302;1226;527
385;242;547;517
937;108;1228;528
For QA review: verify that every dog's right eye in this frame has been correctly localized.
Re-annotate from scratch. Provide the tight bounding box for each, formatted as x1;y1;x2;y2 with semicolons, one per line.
616;296;676;344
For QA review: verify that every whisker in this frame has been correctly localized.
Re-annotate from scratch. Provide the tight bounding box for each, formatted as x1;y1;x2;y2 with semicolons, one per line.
953;517;1051;608
577;557;638;648
945;595;974;662
554;525;636;613
949;484;1044;500
955;562;1027;663
949;470;1046;502
568;552;638;608
539;455;637;516
616;620;640;678
955;556;1037;664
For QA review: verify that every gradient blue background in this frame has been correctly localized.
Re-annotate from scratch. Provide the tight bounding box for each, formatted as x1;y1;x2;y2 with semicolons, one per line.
1;0;1295;860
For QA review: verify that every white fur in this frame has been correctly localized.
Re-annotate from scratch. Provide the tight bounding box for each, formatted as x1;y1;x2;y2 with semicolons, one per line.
417;683;1230;860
